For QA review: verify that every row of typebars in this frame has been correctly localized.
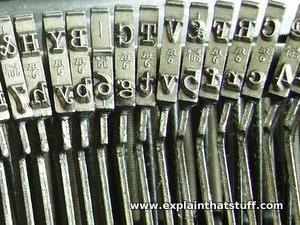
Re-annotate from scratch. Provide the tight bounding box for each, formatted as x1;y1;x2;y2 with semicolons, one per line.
0;0;299;225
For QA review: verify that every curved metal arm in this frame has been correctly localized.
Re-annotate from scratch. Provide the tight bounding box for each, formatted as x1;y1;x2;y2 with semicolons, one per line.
283;98;300;225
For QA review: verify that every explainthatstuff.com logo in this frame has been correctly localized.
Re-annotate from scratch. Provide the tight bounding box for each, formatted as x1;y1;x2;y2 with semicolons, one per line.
130;201;283;222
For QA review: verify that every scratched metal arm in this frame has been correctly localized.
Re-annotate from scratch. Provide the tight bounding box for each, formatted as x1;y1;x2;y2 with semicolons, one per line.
197;1;236;225
286;10;300;224
14;14;55;225
43;12;78;225
262;102;284;225
0;60;14;225
155;1;187;224
65;11;96;225
267;6;300;224
114;5;136;225
176;2;209;224
90;7;115;225
135;5;160;225
0;15;37;225
240;2;286;225
283;98;300;225
219;2;260;225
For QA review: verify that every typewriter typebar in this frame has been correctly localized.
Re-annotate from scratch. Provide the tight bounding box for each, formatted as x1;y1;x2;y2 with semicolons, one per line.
0;15;37;225
242;1;286;99
66;11;95;113
156;1;187;225
265;4;300;225
15;14;52;118
0;16;33;120
136;6;159;107
66;11;96;225
205;2;236;225
156;0;186;104
43;11;78;225
114;5;136;108
91;8;114;111
0;1;299;225
176;2;210;225
0;16;12;225
114;5;136;225
15;14;55;225
219;1;260;225
199;1;234;101
135;5;159;225
90;7;115;225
